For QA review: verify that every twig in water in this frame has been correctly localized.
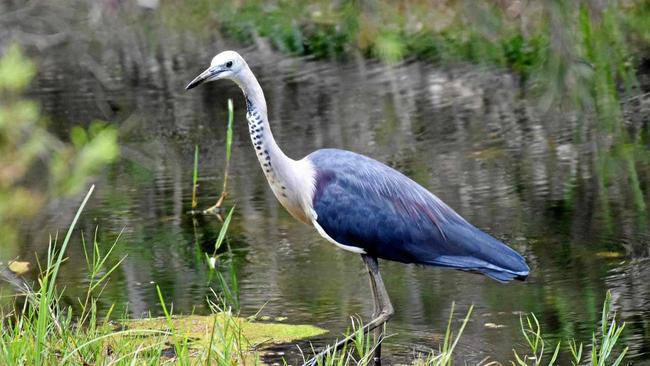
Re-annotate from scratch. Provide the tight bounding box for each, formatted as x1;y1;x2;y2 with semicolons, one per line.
191;144;199;210
204;98;234;215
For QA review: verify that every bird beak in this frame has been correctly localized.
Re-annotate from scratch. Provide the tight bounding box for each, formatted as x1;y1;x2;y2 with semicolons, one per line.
185;67;220;90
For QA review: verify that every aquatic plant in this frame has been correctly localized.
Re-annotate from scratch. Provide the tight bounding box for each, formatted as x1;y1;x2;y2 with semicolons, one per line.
191;98;235;214
192;144;200;209
513;291;628;366
205;98;235;214
0;187;325;365
413;303;475;366
206;206;239;311
306;317;374;366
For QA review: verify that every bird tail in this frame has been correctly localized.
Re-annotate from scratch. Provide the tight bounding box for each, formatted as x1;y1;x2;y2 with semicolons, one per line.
419;221;530;283
429;254;529;283
474;267;529;283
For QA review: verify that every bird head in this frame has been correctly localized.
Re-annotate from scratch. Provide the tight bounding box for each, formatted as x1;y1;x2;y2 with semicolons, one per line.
185;50;246;90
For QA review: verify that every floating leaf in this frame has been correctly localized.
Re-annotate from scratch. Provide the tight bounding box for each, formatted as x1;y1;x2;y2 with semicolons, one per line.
113;314;327;363
8;260;30;275
595;251;624;259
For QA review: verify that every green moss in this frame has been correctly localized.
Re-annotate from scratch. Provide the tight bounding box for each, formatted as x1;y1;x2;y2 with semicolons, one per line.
118;313;327;357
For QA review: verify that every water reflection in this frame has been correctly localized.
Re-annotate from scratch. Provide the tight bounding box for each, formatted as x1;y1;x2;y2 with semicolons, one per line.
1;4;649;364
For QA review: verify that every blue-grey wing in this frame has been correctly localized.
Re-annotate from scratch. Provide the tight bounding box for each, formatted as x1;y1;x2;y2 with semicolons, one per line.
308;149;529;282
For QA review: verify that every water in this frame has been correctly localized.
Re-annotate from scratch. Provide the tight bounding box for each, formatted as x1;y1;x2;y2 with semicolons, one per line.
2;5;650;365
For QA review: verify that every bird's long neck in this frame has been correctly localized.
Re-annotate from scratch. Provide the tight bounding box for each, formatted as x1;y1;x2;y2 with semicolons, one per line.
237;67;290;169
236;66;314;224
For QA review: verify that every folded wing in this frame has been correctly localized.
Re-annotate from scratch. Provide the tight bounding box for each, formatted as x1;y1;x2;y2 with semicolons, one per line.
309;149;529;282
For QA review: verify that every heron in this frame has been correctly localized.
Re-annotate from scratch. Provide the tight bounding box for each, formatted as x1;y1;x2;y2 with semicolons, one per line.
186;50;530;365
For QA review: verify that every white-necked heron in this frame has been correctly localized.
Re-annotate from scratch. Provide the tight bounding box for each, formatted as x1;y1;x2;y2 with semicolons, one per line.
186;50;529;366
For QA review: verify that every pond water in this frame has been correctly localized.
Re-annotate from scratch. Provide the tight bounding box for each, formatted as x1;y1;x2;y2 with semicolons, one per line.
3;5;650;365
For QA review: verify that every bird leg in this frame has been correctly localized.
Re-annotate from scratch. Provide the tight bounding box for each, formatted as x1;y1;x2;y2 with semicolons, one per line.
363;254;392;366
302;255;393;366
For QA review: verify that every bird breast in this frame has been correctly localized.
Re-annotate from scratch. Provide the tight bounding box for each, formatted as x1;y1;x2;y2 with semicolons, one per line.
269;158;316;225
244;106;316;225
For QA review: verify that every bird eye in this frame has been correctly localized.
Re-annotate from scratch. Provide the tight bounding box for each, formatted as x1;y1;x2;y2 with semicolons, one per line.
226;61;233;68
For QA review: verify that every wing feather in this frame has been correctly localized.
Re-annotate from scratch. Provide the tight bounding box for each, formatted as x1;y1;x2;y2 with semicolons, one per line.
308;149;529;282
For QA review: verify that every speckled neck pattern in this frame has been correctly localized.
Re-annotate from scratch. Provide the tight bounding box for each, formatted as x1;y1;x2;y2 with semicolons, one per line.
237;71;313;225
245;96;288;198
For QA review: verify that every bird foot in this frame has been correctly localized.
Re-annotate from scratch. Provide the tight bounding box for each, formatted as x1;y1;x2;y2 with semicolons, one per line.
302;311;392;366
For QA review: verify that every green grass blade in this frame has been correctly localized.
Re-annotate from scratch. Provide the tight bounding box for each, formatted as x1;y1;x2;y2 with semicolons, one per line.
442;302;454;355
215;206;235;252
601;291;611;339
47;185;95;299
226;98;233;162
447;305;473;356
36;185;95;363
611;347;628;366
192;144;199;209
548;341;561;365
60;329;171;363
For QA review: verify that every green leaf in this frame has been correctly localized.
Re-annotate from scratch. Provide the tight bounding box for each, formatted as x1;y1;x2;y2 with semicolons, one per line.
548;341;561;365
0;44;35;92
215;206;235;252
225;99;234;162
70;126;88;149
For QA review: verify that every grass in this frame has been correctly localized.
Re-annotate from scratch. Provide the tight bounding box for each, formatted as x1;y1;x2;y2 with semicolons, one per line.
512;313;562;366
512;291;627;366
191;98;234;213
0;186;326;365
223;98;234;196
304;317;375;366
192;144;199;209
313;293;629;366
408;303;474;366
205;206;239;310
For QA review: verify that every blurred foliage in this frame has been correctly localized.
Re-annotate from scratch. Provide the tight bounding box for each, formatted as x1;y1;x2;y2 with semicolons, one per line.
156;0;647;137
158;1;648;72
0;44;118;254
